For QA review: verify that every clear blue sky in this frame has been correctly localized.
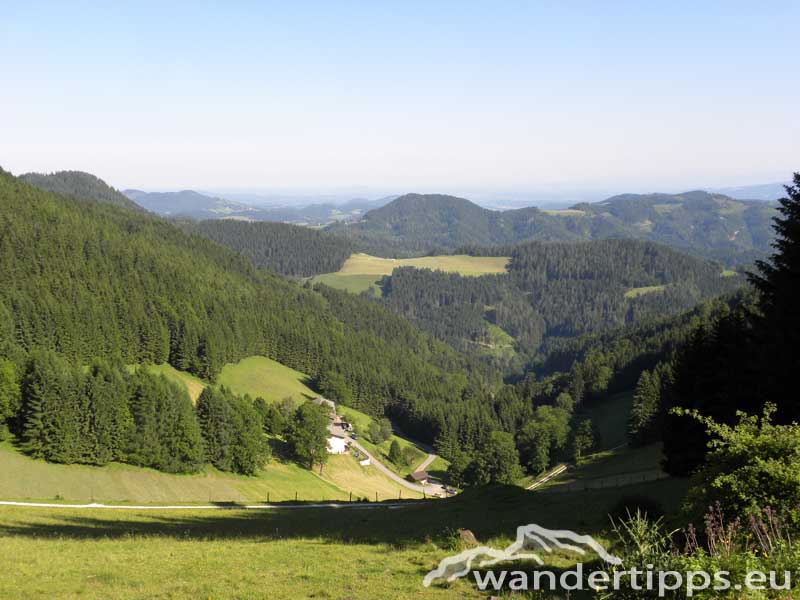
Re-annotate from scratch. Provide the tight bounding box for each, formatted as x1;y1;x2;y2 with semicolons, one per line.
1;1;798;195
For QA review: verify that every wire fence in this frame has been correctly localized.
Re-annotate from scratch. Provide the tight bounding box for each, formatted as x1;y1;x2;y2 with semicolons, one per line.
537;469;669;494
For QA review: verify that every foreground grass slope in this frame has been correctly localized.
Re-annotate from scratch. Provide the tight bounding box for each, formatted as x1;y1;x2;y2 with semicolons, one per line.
0;481;686;599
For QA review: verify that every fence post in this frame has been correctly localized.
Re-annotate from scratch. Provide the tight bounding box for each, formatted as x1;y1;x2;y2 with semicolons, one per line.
349;491;352;503
267;492;270;504
295;491;298;502
375;492;378;503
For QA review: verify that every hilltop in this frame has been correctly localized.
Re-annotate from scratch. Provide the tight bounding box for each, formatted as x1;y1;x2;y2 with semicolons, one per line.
327;191;777;265
20;171;143;211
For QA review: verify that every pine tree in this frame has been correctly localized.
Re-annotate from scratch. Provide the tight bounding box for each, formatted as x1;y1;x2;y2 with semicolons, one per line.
750;172;800;420
0;358;20;439
388;439;404;466
628;370;661;446
571;419;595;464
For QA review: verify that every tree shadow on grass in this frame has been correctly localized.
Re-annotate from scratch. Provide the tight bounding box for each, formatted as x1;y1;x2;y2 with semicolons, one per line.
0;480;686;547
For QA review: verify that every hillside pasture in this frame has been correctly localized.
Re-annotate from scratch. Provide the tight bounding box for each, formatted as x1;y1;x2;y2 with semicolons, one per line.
541;208;587;216
310;252;510;294
623;284;666;299
143;363;207;403
217;356;317;404
0;441;345;504
337;253;510;276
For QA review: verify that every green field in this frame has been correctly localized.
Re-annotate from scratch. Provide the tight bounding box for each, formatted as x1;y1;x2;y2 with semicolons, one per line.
541;208;588;216
217;356;317;403
539;444;666;491
623;284;666;298
0;438;420;504
309;272;384;295
0;440;345;504
0;480;688;599
139;356;317;405
311;252;510;294
142;363;207;403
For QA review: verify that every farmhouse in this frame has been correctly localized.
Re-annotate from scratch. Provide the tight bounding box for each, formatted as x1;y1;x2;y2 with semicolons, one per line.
407;470;429;485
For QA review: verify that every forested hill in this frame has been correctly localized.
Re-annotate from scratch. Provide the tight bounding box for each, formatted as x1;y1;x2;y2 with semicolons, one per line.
181;220;354;277
326;191;776;265
571;191;776;265
19;170;143;212
0;170;500;448
326;193;571;256
378;239;744;370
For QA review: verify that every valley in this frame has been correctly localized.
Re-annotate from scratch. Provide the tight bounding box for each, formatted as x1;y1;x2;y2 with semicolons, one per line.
0;166;797;600
4;5;798;598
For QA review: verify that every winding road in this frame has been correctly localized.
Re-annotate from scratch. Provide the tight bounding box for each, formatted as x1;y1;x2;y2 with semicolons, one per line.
347;437;444;496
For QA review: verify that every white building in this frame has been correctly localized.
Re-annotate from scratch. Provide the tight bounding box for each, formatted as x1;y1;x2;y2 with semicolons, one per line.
327;435;347;454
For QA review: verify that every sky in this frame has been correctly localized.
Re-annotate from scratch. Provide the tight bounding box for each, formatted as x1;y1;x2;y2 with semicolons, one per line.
1;1;798;198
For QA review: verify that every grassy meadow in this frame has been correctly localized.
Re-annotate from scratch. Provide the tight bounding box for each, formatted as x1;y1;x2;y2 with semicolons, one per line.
143;363;207;403
0;439;421;504
310;252;510;294
0;480;688;599
623;284;667;298
217;356;318;403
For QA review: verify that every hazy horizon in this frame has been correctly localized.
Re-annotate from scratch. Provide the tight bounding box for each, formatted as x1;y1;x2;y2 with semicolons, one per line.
2;2;798;192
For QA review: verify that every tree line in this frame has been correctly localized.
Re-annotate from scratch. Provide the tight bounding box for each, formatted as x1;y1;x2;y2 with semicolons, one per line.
181;220;354;277
0;350;265;474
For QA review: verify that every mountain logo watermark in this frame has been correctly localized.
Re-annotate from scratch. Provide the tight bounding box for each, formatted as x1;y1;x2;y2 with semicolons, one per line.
422;524;622;587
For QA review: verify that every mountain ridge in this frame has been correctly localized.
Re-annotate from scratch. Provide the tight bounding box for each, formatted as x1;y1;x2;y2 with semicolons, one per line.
328;190;777;265
20;170;143;212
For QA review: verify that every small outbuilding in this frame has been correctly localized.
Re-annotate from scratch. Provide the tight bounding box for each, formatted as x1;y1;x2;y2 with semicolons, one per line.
407;470;429;485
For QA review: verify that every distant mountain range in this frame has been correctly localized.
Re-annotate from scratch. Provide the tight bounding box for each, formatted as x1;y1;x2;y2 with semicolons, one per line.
19;171;780;266
326;191;777;265
122;189;392;225
706;181;790;202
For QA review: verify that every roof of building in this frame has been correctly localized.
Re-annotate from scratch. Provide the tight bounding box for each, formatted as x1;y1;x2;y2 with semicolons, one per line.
313;397;336;411
409;470;429;482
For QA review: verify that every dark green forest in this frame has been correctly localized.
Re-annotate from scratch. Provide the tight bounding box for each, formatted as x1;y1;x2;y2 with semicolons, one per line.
181;220;354;277
377;239;744;372
0;170;514;468
20;170;144;212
